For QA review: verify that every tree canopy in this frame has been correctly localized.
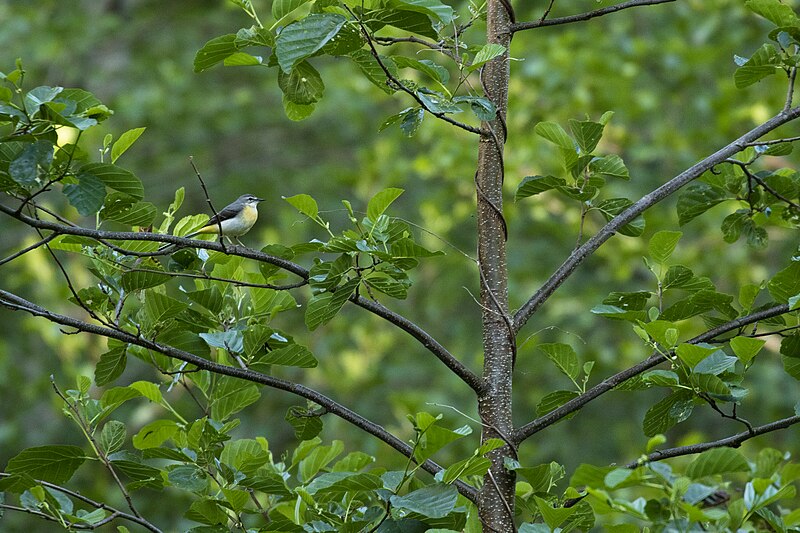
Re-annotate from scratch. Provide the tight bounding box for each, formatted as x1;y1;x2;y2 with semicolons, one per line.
1;0;800;531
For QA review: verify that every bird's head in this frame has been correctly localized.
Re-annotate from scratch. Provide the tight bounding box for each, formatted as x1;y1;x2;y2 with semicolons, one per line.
239;194;264;207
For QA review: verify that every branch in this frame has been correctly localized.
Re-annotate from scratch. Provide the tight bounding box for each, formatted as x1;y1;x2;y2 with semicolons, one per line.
512;303;791;444
512;106;800;334
627;415;800;467
0;473;162;532
0;233;58;267
353;295;486;393
512;0;676;33
345;5;485;136
0;202;481;390
0;289;479;502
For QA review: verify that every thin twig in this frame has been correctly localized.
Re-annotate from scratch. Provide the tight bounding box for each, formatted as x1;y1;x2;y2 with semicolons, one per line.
50;380;144;519
745;135;800;146
511;0;676;33
726;158;800;210
188;156;225;248
0;233;58;267
627;415;800;467
344;5;485;136
512;106;800;334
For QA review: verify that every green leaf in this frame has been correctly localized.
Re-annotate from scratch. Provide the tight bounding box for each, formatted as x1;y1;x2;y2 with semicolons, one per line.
211;377;261;421
595;302;642;320
132;419;180;449
305;277;359;330
144;292;188;324
746;0;799;27
388;0;454;24
278;60;325;104
286;407;324;440
168;464;208;492
390;484;458;518
468;43;506;72
368;8;437;39
676;343;719;368
537;390;579;416
9;140;54;186
79;162;144;199
686;448;750;478
393;56;449;84
595;198;645;237
100;421;127;454
534;495;577;530
101;196;157;226
589;154;630;180
538;343;579;381
259;344;318;367
515;175;567;200
6;445;86;484
642;391;693;436
642;370;681;387
299;440;344;481
275;14;347;72
283;193;318;219
282;96;316;121
677;183;728;225
690;373;731;398
734;43;781;89
63;171;107;216
194;34;238;72
367;187;404;221
350;49;395;94
111;127;146;163
121;267;170;292
569;119;604;153
225;51;263;66
186;498;227;525
534;121;575;150
306;471;384;495
730;336;766;366
768;261;800;304
649;231;682;264
95;343;127;386
273;0;312;20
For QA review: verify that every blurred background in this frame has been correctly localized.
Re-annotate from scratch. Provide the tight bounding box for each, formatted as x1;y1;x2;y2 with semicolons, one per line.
1;0;799;529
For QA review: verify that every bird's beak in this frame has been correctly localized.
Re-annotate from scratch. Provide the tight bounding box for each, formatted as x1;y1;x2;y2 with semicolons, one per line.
255;197;265;203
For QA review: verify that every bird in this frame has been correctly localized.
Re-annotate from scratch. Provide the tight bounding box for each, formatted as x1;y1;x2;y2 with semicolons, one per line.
161;194;264;250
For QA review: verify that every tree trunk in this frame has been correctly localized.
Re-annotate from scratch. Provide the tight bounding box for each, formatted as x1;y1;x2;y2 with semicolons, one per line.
476;0;514;531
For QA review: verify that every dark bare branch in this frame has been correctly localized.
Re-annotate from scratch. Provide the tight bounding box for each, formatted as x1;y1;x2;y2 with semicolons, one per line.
627;415;800;467
512;0;676;33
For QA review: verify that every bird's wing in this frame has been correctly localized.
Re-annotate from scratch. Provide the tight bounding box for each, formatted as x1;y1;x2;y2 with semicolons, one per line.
205;203;239;227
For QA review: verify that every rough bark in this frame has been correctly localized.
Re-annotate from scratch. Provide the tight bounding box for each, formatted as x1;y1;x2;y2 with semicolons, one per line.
476;0;515;530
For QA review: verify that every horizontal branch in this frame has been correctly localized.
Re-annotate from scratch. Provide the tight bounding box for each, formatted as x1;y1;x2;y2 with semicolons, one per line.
627;414;800;467
512;0;676;33
512;303;791;444
0;289;479;502
512;106;800;334
0;202;481;389
0;472;162;532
